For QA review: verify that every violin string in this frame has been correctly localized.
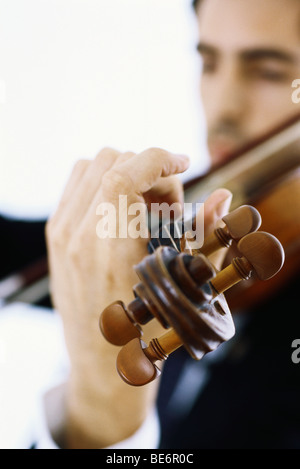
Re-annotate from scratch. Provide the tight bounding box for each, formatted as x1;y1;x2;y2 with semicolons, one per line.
163;225;180;252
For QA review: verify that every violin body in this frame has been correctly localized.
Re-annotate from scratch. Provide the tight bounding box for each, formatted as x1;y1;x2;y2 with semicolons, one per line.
226;169;300;311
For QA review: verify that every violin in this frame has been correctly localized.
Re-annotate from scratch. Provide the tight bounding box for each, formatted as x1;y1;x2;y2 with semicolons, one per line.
99;112;300;386
1;113;299;376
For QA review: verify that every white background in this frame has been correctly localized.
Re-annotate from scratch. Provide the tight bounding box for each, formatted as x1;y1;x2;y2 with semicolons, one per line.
0;0;209;219
0;2;211;448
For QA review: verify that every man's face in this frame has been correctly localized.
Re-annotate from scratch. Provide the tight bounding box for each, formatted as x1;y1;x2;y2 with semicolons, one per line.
196;0;300;166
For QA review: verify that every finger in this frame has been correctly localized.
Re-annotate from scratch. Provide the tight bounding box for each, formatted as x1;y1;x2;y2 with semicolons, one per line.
199;188;232;269
202;188;233;236
112;151;136;167
58;147;121;231
50;159;90;222
80;148;189;242
143;175;184;207
101;148;190;204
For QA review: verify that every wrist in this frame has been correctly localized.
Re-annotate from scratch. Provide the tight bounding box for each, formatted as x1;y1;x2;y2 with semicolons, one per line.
64;373;159;449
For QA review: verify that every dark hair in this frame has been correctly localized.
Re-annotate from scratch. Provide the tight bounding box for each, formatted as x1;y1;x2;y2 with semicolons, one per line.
192;0;202;10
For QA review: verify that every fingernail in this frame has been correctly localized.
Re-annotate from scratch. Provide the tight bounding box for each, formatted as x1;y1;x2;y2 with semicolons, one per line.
176;154;190;163
215;193;232;219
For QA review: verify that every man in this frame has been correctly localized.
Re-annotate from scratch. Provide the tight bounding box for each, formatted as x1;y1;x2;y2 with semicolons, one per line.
45;0;300;448
195;0;299;165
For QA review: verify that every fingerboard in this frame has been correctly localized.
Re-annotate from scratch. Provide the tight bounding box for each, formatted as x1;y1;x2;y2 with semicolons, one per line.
148;219;185;254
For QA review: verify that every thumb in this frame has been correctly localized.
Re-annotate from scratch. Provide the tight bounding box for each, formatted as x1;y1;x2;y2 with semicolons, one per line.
200;188;233;238
194;189;233;270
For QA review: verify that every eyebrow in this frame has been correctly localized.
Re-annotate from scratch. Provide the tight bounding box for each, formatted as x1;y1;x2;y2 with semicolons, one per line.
196;42;298;65
241;48;297;64
196;42;218;56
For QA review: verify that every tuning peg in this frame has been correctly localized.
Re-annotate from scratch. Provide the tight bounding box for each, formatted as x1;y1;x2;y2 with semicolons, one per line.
117;330;182;386
100;301;143;346
210;231;285;294
191;205;261;257
116;299;233;386
117;292;235;386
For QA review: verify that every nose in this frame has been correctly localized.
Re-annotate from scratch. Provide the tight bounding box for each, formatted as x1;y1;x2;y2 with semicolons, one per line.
203;60;248;127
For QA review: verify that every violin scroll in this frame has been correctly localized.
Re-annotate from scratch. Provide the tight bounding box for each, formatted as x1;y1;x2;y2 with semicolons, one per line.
99;205;285;386
100;205;261;346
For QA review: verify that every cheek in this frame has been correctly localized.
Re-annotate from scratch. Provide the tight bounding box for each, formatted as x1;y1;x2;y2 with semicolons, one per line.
199;78;217;117
254;83;293;106
247;84;297;132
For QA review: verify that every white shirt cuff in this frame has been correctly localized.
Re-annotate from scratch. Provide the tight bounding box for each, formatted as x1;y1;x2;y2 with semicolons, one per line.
35;382;160;449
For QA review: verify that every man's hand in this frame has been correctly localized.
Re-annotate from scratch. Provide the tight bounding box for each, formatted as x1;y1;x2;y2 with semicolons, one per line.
46;147;232;448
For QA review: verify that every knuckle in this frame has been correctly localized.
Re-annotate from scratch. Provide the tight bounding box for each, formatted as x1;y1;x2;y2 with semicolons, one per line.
144;147;169;159
73;158;89;173
45;218;54;239
48;230;63;248
67;237;81;264
45;219;59;248
120;151;135;159
67;230;91;266
113;151;136;165
101;168;132;196
96;146;120;161
48;224;71;249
